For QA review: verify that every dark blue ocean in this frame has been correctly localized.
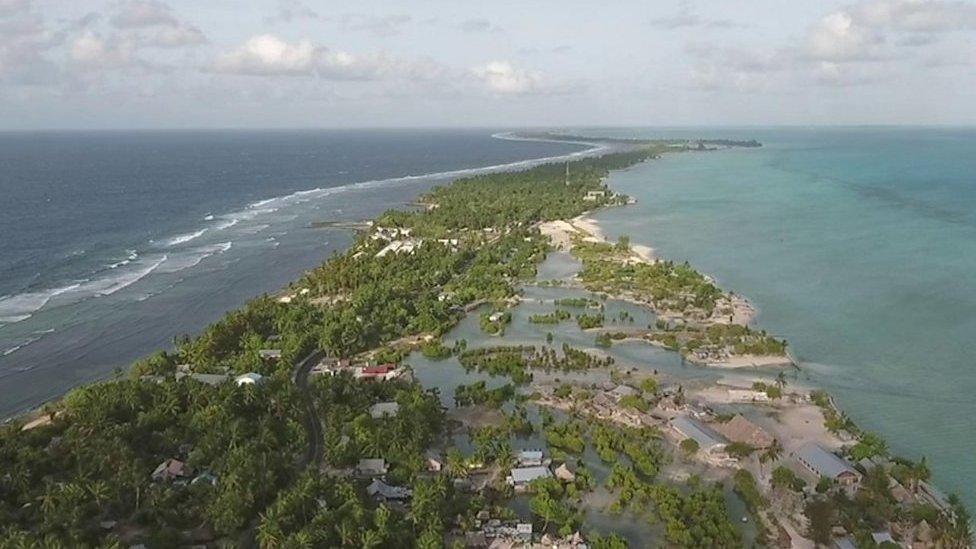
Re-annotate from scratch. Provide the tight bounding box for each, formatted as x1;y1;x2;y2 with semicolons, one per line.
0;130;589;417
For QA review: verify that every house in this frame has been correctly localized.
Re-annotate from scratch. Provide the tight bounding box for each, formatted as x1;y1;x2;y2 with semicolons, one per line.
488;312;504;323
583;190;607;201
425;452;443;472
516;450;544;467
367;478;412;502
357;458;388;476
507;466;552;487
258;349;282;360
357;363;398;380
235;372;264;386
176;372;231;386
369;401;400;419
714;415;775;449
152;458;191;482
554;463;576;482
610;384;638;400
671;415;728;454
871;531;896;545
793;442;861;487
515;523;533;542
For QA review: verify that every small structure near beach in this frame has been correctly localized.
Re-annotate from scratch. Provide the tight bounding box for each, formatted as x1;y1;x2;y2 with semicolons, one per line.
516;449;545;467
714;415;775;449
793;442;860;488
235;372;264;386
507;466;552;488
152;458;192;482
258;349;282;360
367;478;412;502
671;415;728;455
357;458;388;476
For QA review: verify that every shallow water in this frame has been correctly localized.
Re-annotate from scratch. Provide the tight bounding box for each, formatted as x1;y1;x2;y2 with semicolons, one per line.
586;127;976;506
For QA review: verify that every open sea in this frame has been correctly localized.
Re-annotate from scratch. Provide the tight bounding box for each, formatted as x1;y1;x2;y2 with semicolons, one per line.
586;126;976;507
0;129;590;418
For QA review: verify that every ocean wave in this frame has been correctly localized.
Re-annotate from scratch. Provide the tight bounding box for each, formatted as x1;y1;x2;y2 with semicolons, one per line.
2;336;42;357
165;229;208;247
214;218;239;230
83;255;168;296
0;283;81;324
203;214;214;221
107;250;139;269
156;242;232;274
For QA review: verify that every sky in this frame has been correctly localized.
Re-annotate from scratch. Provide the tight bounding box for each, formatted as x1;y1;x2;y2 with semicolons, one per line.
1;0;975;129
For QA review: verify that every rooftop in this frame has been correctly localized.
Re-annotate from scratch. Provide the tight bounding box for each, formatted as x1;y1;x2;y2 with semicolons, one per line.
794;442;860;480
672;415;728;451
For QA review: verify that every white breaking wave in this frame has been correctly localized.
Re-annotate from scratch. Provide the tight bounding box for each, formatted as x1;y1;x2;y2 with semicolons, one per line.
3;336;42;357
165;228;208;247
0;284;82;324
107;250;139;269
214;218;239;230
156;242;232;274
87;255;168;296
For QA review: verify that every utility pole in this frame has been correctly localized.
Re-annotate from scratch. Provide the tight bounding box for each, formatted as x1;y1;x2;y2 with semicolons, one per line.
565;161;570;185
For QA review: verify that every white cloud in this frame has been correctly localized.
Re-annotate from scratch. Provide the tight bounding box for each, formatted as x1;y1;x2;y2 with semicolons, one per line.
470;60;542;94
806;11;885;62
69;31;131;67
212;34;390;80
111;0;178;28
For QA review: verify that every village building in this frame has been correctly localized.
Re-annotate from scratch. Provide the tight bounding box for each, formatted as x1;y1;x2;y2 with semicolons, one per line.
369;401;400;419
356;363;400;381
554;463;576;482
793;442;861;487
235;372;264;386
152;458;192;482
507;466;552;488
516;449;545;467
671;415;729;455
714;414;775;449
366;478;412;502
610;384;638;401
425;452;443;472
583;190;607;201
176;372;231;386
727;388;771;403
258;349;282;360
357;458;388;476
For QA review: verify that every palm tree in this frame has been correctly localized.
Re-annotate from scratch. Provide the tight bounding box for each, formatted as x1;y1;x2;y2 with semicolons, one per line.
760;439;783;479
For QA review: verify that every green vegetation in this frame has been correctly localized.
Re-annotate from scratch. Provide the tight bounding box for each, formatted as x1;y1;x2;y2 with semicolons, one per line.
528;309;572;324
554;297;599;308
457;344;614;385
575;313;605;330
454;381;515;408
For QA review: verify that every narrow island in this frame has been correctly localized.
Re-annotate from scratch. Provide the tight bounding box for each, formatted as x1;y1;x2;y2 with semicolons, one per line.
1;138;969;549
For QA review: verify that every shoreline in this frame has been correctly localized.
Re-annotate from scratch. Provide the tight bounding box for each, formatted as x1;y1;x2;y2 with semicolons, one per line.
539;212;785;369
